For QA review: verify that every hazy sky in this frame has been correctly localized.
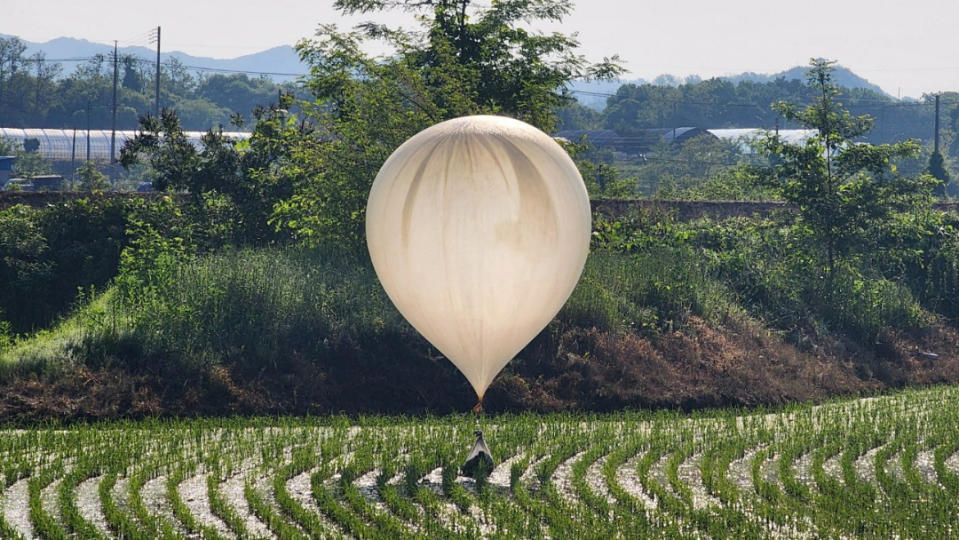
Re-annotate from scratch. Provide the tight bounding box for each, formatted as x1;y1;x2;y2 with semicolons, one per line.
4;0;958;98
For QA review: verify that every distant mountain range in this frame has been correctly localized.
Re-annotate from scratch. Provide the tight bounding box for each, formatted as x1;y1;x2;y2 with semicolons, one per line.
0;34;307;82
4;35;889;109
568;65;889;110
724;65;885;94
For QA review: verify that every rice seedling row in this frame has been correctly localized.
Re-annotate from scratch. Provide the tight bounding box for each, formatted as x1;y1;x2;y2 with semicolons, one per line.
4;385;959;538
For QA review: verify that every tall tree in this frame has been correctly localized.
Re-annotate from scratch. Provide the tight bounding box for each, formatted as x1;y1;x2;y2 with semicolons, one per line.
121;55;144;92
0;37;27;116
121;99;304;244
272;0;622;250
29;52;62;119
758;59;932;277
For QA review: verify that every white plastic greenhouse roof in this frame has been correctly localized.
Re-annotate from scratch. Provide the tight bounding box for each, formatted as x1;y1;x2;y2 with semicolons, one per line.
708;128;818;154
0;128;250;162
708;128;818;145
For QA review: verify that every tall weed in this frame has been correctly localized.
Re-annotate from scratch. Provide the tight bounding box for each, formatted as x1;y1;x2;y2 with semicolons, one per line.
562;248;733;335
112;246;407;371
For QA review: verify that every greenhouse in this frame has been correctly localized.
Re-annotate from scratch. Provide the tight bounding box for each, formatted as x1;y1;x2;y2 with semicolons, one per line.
0;127;250;163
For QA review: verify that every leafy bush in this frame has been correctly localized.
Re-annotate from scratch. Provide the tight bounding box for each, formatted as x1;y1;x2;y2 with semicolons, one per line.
562;249;732;335
0;199;131;333
111;246;410;372
595;212;938;350
923;233;959;320
0;205;52;332
0;194;241;335
822;264;928;343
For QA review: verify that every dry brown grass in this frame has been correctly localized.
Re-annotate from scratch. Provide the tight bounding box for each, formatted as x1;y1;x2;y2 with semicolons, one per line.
3;317;959;421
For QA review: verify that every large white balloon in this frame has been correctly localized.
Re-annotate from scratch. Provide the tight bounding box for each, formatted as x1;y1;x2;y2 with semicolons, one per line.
366;115;591;400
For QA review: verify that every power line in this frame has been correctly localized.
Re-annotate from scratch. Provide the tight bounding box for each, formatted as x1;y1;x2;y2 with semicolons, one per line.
22;57;95;63
637;156;743;167
568;89;959;108
19;55;307;78
179;64;305;77
10;56;959;107
569;89;948;106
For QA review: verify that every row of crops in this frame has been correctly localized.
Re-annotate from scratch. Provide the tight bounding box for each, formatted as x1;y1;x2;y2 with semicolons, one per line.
2;385;959;539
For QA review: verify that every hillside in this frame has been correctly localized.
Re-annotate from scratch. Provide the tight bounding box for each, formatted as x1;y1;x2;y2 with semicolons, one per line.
4;34;888;103
1;34;307;82
725;64;887;95
2;200;958;421
570;64;891;110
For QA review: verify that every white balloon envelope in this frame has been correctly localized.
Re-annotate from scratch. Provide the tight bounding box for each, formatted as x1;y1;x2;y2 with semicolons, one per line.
366;115;591;402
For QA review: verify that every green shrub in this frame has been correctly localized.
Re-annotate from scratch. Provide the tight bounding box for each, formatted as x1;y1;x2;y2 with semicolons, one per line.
712;221;928;345
561;248;732;335
0;205;52;332
822;265;928;343
111;246;409;372
921;233;959;320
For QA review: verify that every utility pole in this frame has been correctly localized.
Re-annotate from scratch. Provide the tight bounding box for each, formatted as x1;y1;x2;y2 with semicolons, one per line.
151;26;161;117
934;93;941;155
85;102;91;162
111;41;118;181
34;56;42;114
71;128;77;189
156;26;161;116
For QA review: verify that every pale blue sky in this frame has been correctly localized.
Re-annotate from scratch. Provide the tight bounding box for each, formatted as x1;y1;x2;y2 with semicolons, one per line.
4;0;958;98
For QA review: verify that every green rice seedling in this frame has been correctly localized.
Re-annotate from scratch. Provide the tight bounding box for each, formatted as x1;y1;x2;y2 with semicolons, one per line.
166;466;231;540
99;471;149;540
244;478;309;540
6;386;959;538
28;461;68;540
206;471;267;540
57;459;110;540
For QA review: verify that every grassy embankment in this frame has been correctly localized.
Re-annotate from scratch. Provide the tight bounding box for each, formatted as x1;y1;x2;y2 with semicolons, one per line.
2;206;958;419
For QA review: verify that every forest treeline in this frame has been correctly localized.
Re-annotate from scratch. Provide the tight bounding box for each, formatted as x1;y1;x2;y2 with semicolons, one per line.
2;32;957;159
559;78;959;153
0;35;294;131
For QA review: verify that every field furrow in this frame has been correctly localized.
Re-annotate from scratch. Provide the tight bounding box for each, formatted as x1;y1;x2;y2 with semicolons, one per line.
2;477;34;539
4;387;959;538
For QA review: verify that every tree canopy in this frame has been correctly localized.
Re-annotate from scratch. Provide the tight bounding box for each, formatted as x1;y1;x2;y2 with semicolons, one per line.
266;0;622;250
757;59;935;277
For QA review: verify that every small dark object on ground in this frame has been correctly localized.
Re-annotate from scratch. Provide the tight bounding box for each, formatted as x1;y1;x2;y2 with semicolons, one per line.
462;429;494;478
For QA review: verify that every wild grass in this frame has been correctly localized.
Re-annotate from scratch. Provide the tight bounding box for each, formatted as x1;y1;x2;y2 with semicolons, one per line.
118;246;405;372
0;288;127;380
0;214;952;411
2;244;744;380
562;247;736;334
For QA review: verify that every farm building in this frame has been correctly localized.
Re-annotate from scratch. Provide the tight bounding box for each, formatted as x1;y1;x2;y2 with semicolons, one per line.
0;127;251;163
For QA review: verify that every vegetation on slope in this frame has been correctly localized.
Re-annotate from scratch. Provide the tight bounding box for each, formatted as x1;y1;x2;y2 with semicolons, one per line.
0;3;957;419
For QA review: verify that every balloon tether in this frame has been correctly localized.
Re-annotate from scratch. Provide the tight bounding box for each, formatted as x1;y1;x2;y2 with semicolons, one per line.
472;397;484;428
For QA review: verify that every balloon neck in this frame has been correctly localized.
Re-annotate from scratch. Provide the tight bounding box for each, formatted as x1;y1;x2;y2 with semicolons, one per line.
472;400;484;414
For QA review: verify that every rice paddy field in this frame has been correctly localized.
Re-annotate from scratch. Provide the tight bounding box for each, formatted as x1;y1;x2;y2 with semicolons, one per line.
2;385;959;539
